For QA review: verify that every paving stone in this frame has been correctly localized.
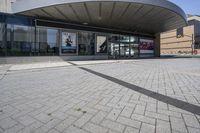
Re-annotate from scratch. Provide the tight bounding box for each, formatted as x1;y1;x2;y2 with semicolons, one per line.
158;109;182;118
124;126;139;133
120;106;134;118
16;115;36;126
145;111;169;121
55;116;77;132
34;113;52;123
83;122;108;133
1;59;200;133
188;127;200;133
99;97;113;105
34;118;61;133
94;104;112;112
170;117;187;133
146;103;157;113
3;123;24;133
140;123;155;133
108;130;121;133
73;113;93;128
106;109;122;121
0;117;18;129
63;126;89;133
131;113;155;125
91;111;108;124
18;121;43;133
101;119;125;132
66;109;83;118
182;114;200;128
133;105;146;115
48;129;60;133
156;119;171;133
116;116;141;129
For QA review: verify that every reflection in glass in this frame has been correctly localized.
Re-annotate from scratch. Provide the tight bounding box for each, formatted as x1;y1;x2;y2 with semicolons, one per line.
130;36;138;43
108;35;120;43
120;35;129;43
120;43;129;57
78;32;95;55
6;24;35;56
109;43;119;59
0;23;5;56
37;27;59;55
96;36;107;54
130;43;139;58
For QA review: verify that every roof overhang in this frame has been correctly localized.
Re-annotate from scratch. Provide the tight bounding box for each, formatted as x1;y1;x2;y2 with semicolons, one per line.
12;0;187;35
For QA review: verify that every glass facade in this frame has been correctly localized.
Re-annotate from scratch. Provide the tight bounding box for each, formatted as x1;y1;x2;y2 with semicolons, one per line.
0;13;155;58
78;32;95;55
36;27;59;55
108;35;140;59
6;24;35;56
0;23;5;56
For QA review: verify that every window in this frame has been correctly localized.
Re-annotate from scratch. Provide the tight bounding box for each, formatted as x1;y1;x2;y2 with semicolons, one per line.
96;36;107;54
0;23;5;56
36;27;59;55
78;32;95;55
6;24;35;56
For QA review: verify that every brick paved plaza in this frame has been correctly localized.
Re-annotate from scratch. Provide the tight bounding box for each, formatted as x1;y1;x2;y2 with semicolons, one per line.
0;58;200;133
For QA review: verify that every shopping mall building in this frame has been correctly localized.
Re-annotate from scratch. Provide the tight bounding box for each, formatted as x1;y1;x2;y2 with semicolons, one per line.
0;0;187;63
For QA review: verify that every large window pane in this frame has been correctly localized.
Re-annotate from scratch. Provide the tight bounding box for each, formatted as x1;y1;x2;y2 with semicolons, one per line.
120;35;130;57
108;35;120;57
0;23;5;56
37;27;59;55
6;24;35;56
96;36;107;54
78;32;95;55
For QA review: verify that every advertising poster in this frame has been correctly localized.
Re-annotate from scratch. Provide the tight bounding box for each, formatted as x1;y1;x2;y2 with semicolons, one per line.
61;32;77;54
139;39;154;56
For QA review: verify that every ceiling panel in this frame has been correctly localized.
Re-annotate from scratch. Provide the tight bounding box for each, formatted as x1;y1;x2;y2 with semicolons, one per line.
57;4;79;22
71;3;90;23
18;1;187;35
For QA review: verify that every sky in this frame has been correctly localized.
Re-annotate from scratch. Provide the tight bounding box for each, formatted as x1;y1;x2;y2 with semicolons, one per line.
168;0;200;15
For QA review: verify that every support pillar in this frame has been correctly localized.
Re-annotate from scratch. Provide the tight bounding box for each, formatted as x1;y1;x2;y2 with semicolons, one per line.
154;33;161;57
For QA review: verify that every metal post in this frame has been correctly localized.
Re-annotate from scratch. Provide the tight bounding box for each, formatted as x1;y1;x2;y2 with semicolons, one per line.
34;19;37;56
192;34;194;55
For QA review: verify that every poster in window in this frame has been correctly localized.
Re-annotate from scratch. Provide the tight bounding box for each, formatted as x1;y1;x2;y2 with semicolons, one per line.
61;32;77;54
139;39;154;56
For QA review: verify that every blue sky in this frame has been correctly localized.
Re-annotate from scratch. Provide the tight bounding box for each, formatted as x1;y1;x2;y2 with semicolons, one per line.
168;0;200;15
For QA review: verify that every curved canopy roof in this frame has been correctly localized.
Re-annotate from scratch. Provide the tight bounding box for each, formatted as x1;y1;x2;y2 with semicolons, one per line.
12;0;187;35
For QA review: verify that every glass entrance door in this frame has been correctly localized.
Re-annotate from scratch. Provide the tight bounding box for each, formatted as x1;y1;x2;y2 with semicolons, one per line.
109;43;119;59
130;43;139;58
120;43;129;58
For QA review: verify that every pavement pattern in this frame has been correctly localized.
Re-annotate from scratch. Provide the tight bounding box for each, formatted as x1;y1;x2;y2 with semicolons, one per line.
0;58;200;133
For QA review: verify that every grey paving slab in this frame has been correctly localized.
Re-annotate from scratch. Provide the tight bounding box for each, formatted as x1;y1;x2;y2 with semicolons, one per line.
0;58;200;133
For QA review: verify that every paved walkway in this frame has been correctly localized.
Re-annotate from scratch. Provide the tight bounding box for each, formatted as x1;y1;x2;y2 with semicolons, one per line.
0;58;200;133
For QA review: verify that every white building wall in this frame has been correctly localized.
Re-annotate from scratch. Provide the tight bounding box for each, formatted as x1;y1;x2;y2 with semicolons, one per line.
0;0;16;13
